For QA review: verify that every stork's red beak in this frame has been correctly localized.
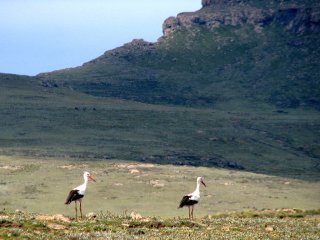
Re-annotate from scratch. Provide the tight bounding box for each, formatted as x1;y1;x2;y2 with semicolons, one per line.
88;175;96;182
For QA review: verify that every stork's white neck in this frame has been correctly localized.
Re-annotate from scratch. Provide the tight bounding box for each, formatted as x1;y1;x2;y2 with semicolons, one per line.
83;175;89;184
189;180;202;201
74;175;89;194
194;181;201;194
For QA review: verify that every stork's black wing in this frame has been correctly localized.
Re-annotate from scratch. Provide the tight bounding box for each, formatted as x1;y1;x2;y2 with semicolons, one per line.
178;195;191;208
65;190;83;204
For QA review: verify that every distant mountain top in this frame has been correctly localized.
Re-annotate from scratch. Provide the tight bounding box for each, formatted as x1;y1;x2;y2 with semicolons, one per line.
38;0;320;110
201;0;318;7
163;0;320;37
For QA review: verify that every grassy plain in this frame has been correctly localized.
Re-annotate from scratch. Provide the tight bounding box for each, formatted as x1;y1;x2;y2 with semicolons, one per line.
0;209;319;239
0;156;319;218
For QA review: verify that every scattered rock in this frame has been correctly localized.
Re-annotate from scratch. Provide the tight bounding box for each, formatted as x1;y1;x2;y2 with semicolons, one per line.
86;212;97;219
114;183;123;186
58;165;77;170
58;164;88;170
150;180;165;188
54;214;71;223
0;166;21;171
47;223;66;230
117;164;128;168
36;214;70;223
127;163;155;169
278;208;298;213
153;183;165;188
130;169;140;174
130;212;143;220
222;226;230;231
127;165;137;169
137;163;155;168
223;182;233;186
265;225;274;232
41;79;58;88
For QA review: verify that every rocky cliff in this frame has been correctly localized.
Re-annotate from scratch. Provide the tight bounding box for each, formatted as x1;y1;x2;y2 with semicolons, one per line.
163;0;320;36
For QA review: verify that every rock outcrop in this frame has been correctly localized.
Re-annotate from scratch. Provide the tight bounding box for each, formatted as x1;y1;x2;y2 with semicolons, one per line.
202;0;247;7
163;0;320;36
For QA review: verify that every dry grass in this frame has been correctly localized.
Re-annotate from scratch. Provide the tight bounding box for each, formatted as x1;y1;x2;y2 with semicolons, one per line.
0;209;319;239
1;156;319;219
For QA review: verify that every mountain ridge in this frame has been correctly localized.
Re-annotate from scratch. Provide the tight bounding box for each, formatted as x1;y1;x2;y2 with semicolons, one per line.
163;0;320;37
38;0;320;110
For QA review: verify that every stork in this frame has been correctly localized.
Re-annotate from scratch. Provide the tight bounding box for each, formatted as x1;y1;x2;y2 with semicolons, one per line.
65;171;96;220
178;177;206;219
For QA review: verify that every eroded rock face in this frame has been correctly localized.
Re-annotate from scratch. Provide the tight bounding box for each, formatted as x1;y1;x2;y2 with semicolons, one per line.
162;0;320;37
162;17;180;37
275;7;320;33
202;0;213;7
202;0;248;7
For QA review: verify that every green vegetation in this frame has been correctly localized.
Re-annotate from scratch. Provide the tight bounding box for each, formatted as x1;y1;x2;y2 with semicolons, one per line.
0;209;319;239
1;156;319;217
41;24;320;110
1;71;320;179
1;1;319;179
0;1;319;238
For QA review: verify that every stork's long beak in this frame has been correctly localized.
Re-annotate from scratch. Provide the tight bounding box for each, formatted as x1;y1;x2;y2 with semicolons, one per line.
88;175;96;182
201;180;206;187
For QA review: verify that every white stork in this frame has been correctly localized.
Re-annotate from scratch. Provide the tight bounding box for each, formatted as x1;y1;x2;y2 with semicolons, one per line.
178;177;206;219
65;171;96;219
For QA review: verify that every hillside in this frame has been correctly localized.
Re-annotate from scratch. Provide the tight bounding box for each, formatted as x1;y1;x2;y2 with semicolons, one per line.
1;72;319;178
39;0;320;109
0;0;320;179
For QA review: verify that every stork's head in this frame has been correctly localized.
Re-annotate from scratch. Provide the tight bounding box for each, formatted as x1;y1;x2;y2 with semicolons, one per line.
83;171;96;182
197;177;206;187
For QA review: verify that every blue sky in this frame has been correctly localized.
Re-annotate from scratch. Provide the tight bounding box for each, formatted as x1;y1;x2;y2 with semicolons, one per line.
0;0;200;76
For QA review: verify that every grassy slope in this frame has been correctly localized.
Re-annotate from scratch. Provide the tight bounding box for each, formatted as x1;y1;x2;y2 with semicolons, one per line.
31;21;320;179
0;73;319;179
41;24;320;109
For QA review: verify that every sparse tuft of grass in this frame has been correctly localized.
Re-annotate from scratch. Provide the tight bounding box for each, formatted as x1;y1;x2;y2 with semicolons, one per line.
0;209;319;239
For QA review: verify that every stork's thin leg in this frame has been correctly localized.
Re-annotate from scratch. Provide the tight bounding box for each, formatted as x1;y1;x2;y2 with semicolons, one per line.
79;199;83;219
188;206;191;219
75;201;78;220
191;205;194;220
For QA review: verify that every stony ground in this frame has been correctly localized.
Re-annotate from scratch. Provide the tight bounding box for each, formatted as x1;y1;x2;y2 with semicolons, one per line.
0;209;319;239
